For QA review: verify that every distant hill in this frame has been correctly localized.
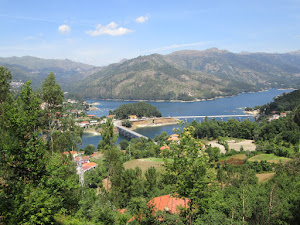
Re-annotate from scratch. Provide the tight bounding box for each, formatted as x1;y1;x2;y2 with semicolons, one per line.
166;48;300;88
0;56;101;89
257;89;300;115
2;48;300;100
73;54;257;100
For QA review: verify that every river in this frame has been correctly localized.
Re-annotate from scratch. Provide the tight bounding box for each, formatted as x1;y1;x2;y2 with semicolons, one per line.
80;89;294;149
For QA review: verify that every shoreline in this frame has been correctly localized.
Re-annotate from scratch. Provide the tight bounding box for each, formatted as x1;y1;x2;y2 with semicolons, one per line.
85;88;296;103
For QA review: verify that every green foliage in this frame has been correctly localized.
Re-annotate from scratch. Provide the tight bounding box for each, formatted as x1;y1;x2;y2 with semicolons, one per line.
98;118;118;151
258;89;300;115
119;139;129;150
0;67;12;104
84;144;95;155
42;72;64;109
111;102;162;119
122;119;133;128
164;127;212;221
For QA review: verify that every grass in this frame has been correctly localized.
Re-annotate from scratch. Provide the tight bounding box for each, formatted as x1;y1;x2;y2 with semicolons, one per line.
256;173;276;183
123;157;165;174
248;154;291;163
220;154;246;165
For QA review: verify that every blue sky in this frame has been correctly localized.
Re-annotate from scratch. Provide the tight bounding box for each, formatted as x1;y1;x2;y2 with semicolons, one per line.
0;0;300;66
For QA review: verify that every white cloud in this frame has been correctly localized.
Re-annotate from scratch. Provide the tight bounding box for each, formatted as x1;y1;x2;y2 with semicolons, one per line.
58;24;71;34
136;15;150;23
144;42;211;53
86;22;133;36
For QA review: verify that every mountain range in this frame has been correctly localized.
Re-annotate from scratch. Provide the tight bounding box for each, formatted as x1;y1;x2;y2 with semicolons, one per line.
1;48;300;100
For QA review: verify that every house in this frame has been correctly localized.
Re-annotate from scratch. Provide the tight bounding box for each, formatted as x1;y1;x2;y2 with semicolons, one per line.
168;134;179;142
88;114;95;117
81;162;98;172
79;121;90;128
149;194;189;214
75;156;90;165
107;115;115;119
160;146;170;151
63;151;85;158
280;112;287;117
128;194;189;223
129;115;138;120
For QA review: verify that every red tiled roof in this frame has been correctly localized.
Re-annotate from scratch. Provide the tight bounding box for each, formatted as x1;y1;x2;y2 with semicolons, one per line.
75;156;90;161
149;194;189;214
160;146;170;151
107;115;115;118
128;194;189;223
82;162;97;172
118;209;127;214
63;151;78;155
88;115;95;117
168;137;179;141
81;121;90;124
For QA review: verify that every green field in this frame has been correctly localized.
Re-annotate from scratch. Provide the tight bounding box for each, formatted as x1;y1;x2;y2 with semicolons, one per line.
248;154;291;163
123;157;165;174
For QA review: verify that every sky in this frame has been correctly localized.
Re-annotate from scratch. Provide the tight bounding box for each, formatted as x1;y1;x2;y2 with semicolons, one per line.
0;0;300;66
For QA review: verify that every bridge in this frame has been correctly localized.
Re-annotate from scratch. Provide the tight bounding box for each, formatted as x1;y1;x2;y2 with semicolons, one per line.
114;114;257;140
174;114;256;119
115;124;149;140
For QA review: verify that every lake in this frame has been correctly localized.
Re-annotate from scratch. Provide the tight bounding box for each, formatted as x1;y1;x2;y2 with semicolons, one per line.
80;89;294;149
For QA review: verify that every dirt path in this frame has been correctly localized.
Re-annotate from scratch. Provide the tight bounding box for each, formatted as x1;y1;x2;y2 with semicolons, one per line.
228;140;256;151
207;141;226;154
207;139;256;153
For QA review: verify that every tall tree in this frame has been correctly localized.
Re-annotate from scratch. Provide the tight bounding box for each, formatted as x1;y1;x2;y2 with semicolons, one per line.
42;72;64;155
42;72;64;110
164;127;212;224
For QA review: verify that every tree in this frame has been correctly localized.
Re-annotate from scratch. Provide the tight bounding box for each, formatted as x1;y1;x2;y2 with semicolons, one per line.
42;72;64;109
164;127;212;224
0;67;12;105
98;118;118;151
84;144;96;155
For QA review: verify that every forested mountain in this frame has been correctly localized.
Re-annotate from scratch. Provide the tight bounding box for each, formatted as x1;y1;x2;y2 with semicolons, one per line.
73;48;300;100
73;54;259;100
2;48;300;100
0;56;101;89
167;48;300;88
258;89;300;115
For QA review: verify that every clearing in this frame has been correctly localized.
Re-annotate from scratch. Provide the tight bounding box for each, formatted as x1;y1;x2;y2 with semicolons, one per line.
131;118;178;129
123;157;165;173
248;154;291;163
256;173;276;183
228;139;256;151
220;154;246;165
207;139;256;154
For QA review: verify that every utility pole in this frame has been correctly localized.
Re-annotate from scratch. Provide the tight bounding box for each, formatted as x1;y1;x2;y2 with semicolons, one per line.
129;143;131;158
78;151;84;187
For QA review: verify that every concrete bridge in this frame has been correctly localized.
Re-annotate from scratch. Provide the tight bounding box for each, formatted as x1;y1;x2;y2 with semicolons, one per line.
115;125;149;140
174;114;256;119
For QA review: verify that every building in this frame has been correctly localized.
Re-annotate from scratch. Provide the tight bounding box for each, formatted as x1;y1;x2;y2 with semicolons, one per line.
160;146;170;151
128;194;189;223
81;162;97;172
129;115;138;120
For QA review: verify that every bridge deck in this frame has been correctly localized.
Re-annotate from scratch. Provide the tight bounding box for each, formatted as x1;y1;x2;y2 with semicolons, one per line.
174;115;255;119
115;125;148;139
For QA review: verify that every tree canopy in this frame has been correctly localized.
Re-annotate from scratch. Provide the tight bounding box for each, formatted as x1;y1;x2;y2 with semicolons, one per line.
110;102;162;119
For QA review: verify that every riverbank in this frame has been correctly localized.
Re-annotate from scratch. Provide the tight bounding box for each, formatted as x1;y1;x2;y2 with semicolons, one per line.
129;118;179;130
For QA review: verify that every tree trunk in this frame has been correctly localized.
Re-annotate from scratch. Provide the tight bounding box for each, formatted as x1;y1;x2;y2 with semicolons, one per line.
242;187;245;225
267;183;277;224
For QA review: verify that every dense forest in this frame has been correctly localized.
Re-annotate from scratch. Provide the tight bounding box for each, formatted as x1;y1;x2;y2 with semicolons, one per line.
1;67;300;224
257;89;300;115
110;102;162;119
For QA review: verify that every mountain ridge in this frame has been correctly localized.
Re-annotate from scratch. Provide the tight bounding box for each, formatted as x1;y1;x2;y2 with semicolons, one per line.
1;48;300;100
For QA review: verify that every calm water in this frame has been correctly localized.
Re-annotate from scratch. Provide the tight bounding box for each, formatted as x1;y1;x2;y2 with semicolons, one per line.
80;89;294;148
